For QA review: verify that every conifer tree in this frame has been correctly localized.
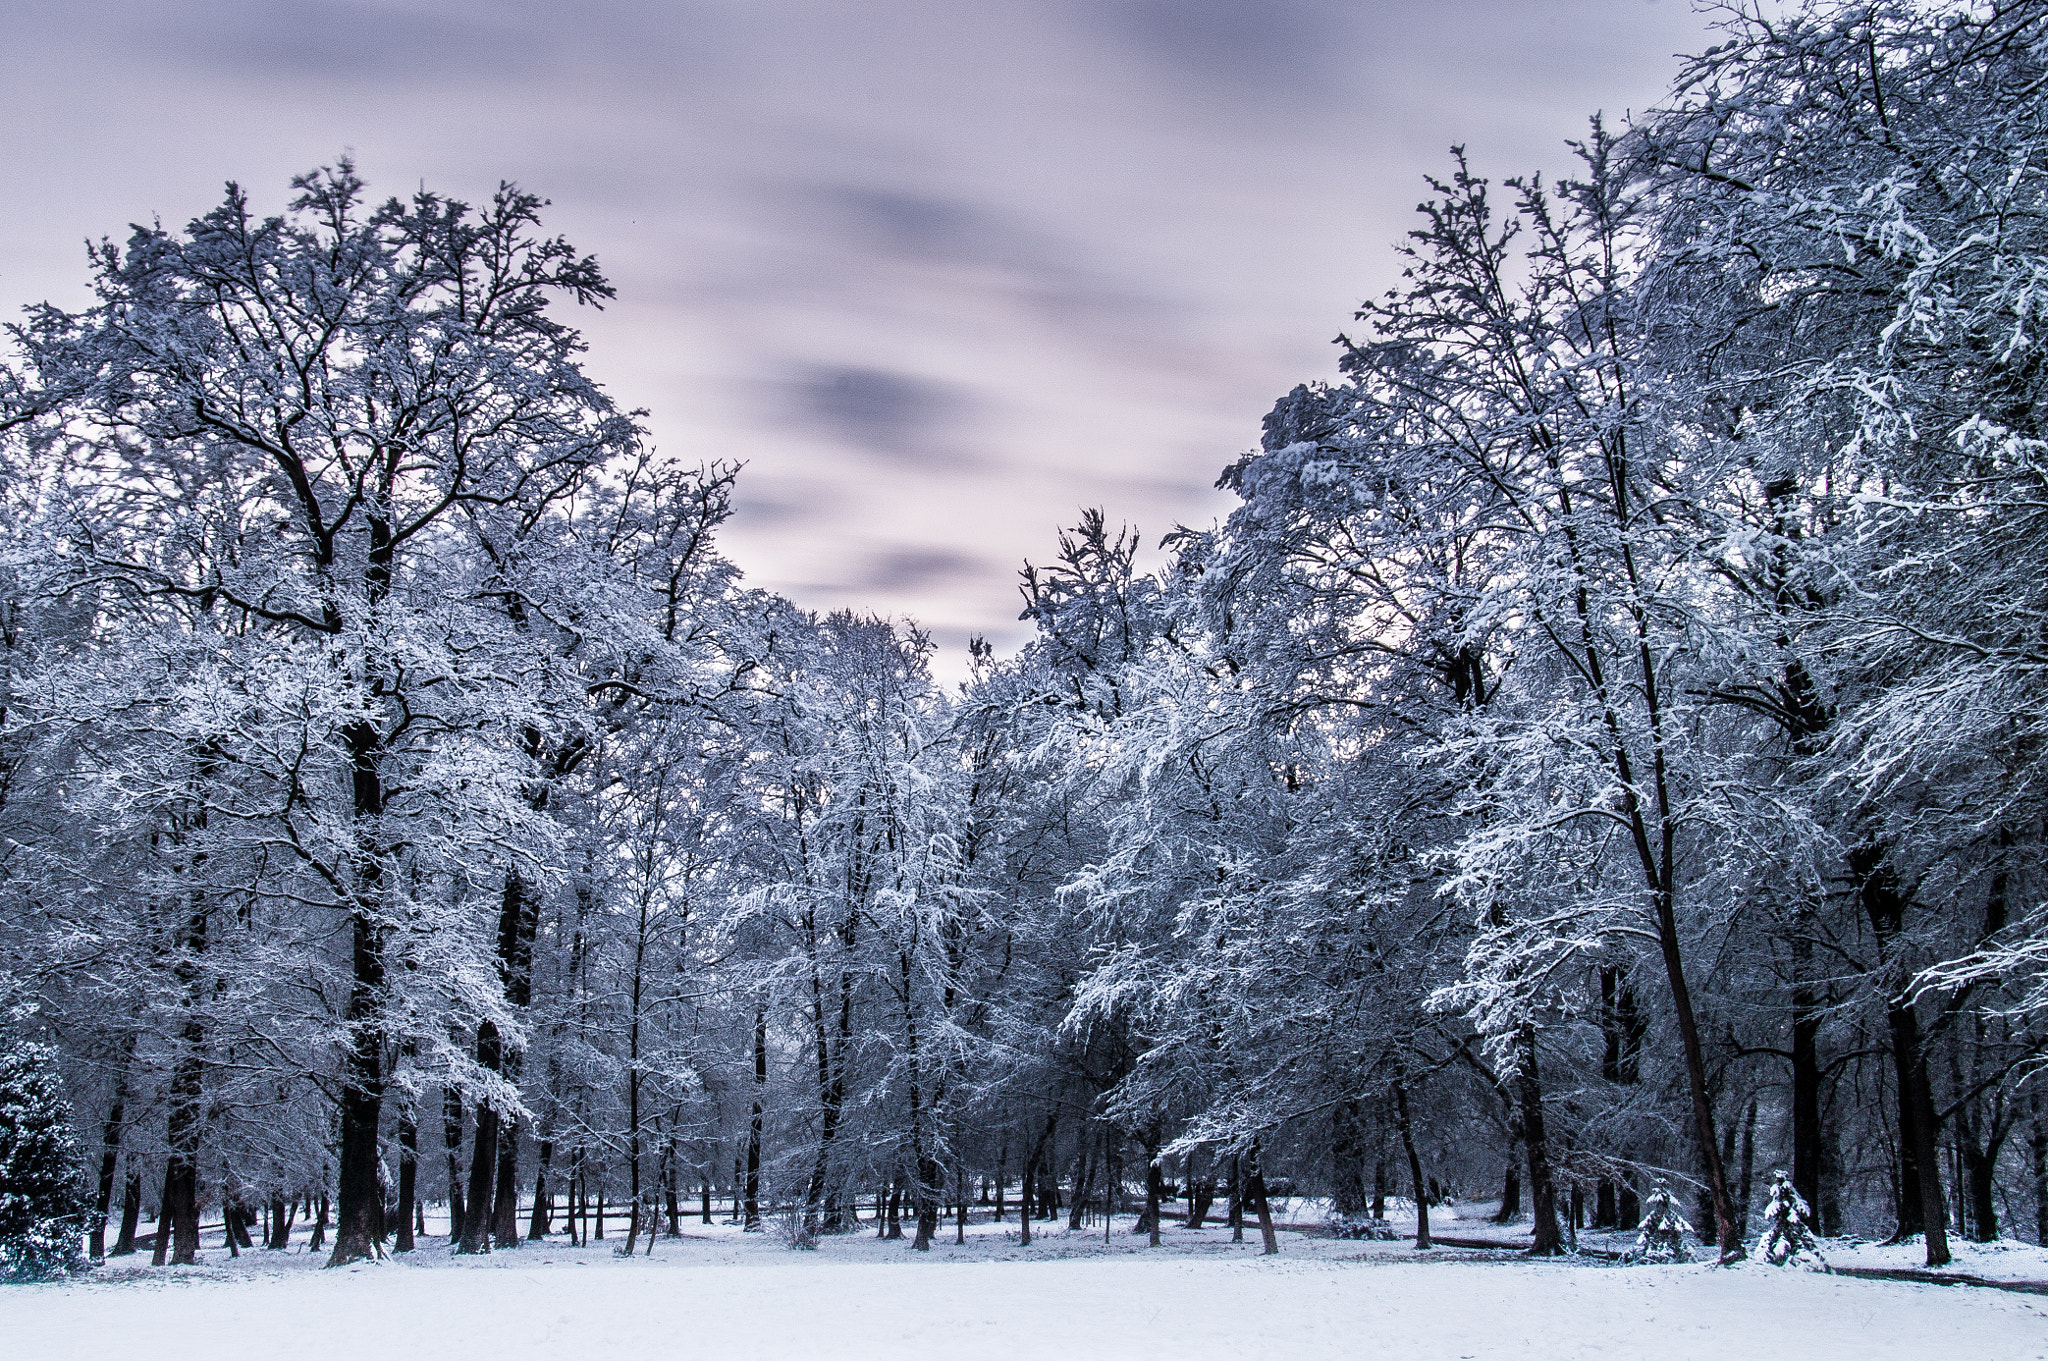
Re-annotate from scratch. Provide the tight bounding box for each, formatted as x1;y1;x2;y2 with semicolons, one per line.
1628;1183;1693;1264
1755;1170;1827;1270
0;1028;89;1282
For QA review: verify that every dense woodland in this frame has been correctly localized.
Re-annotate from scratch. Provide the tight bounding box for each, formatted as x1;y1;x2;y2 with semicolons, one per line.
2;0;2046;1275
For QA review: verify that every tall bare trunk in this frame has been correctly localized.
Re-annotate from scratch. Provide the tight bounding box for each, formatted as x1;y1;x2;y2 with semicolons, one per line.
90;1037;136;1259
1513;1026;1562;1254
1142;1136;1164;1247
1246;1140;1279;1255
457;1041;500;1255
1393;1079;1430;1251
1790;925;1826;1230
529;1140;554;1240
394;1104;418;1252
330;719;391;1267
744;998;766;1231
492;1114;521;1248
110;1170;142;1256
442;1086;465;1236
1856;842;1951;1267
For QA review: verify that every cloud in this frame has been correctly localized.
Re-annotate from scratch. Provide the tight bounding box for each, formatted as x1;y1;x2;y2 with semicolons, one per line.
130;0;549;82
779;364;981;472
856;546;987;593
1081;0;1370;100
812;186;1011;268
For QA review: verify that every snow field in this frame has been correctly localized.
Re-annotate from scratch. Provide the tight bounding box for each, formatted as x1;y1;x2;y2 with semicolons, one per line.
5;1217;2044;1361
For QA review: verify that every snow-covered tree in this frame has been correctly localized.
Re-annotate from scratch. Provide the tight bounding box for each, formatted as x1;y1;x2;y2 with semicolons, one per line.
0;1019;89;1282
1629;1182;1694;1263
1754;1170;1826;1269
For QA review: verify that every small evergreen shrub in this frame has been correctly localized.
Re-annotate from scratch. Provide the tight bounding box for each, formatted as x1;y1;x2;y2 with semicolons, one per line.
0;1038;90;1282
1625;1182;1694;1264
1327;1214;1399;1241
1754;1170;1827;1270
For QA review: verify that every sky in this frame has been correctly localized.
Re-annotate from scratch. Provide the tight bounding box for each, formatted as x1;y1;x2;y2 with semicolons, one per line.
0;0;1715;678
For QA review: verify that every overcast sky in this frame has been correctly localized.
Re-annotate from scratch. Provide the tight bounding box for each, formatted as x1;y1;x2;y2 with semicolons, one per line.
1;0;1714;677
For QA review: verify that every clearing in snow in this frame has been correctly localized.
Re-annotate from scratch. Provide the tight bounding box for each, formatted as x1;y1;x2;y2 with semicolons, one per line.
5;1216;2044;1361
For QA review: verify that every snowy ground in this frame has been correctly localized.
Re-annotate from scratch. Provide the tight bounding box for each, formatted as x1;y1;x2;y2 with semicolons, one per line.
5;1206;2045;1361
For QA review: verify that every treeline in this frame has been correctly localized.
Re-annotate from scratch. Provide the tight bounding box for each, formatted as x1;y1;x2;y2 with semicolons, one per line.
2;0;2046;1272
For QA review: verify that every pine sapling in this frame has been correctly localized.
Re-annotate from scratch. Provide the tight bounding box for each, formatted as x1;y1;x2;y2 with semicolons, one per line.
1754;1170;1827;1270
1627;1182;1694;1264
0;1036;90;1282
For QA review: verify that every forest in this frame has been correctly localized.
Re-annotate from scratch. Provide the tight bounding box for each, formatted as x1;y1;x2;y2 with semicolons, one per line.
1;0;2045;1282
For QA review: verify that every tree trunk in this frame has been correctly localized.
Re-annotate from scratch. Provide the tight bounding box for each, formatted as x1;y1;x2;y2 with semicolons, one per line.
1018;1110;1057;1246
1142;1135;1164;1246
570;1153;585;1245
1393;1080;1430;1251
744;999;765;1231
330;718;393;1269
309;1184;329;1254
1330;1099;1372;1219
1791;922;1826;1227
1496;1159;1522;1224
394;1106;418;1252
1736;1096;1758;1233
492;1116;522;1248
458;1047;500;1254
913;1153;941;1250
2030;1098;2046;1247
89;1046;134;1260
1957;1102;2002;1245
1650;880;1741;1260
662;1142;680;1236
1066;1146;1094;1232
1104;1126;1122;1239
1227;1153;1244;1243
528;1139;553;1240
1512;1025;1562;1254
1185;1149;1215;1229
149;1172;172;1266
442;1086;465;1237
955;1162;968;1245
1018;1138;1035;1246
1246;1140;1279;1255
110;1171;142;1256
163;1062;203;1264
1857;842;1951;1267
805;979;834;1233
331;916;389;1265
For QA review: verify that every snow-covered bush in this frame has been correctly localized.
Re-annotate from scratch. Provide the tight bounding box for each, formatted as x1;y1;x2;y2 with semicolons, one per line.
0;1035;89;1282
777;1207;819;1251
1626;1184;1693;1264
1754;1171;1826;1270
1327;1213;1398;1241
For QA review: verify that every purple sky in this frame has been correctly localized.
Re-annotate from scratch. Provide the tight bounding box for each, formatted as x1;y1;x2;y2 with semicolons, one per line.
1;0;1713;677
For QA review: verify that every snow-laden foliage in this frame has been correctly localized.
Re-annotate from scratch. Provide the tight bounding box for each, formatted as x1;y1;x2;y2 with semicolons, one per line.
0;1020;89;1282
1630;1183;1695;1264
1755;1170;1827;1270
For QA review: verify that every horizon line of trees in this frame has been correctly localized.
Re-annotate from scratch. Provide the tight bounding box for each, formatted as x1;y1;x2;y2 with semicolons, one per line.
2;0;2046;1275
